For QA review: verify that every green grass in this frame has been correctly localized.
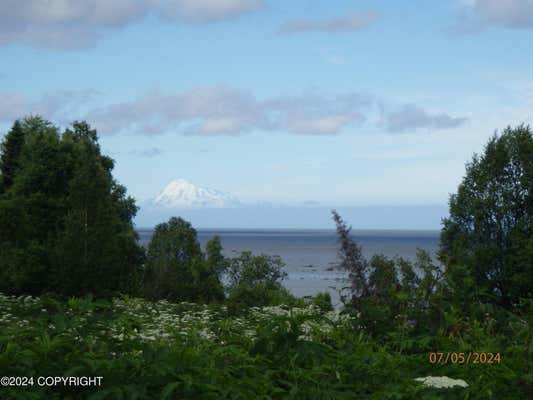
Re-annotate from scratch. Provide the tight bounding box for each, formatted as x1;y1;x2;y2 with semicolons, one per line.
0;293;530;399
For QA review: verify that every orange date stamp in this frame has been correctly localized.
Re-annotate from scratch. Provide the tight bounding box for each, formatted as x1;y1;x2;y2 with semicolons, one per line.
428;352;501;365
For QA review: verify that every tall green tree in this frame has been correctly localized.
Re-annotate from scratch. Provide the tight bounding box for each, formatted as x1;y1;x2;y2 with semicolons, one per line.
440;124;533;306
51;121;143;296
0;117;143;297
143;217;224;302
0;120;26;192
0;117;65;294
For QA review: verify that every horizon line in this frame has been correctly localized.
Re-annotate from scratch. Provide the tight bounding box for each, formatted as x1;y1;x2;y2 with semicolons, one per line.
135;226;442;233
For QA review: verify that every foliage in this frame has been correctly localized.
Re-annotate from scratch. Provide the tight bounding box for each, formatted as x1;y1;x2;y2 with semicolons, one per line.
308;292;334;312
440;124;533;307
205;235;227;277
332;211;445;335
0;117;143;298
332;210;369;302
1;293;530;399
0;120;25;192
226;284;303;314
224;251;289;310
143;217;225;303
226;251;287;292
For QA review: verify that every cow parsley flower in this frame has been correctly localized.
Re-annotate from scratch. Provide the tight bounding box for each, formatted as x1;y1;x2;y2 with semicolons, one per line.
414;376;468;389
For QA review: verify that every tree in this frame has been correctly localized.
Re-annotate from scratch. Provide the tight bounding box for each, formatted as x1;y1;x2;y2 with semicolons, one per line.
143;217;224;302
332;210;369;304
0;117;67;294
205;235;227;278
225;251;288;309
52;121;144;296
0;120;26;192
226;251;287;292
440;125;533;306
0;117;143;297
143;217;202;300
368;254;399;297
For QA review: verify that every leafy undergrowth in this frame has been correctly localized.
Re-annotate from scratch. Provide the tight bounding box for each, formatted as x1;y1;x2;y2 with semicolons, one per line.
0;293;530;399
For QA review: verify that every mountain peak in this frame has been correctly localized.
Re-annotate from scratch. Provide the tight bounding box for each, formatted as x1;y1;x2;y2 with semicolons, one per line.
153;179;240;209
164;178;195;190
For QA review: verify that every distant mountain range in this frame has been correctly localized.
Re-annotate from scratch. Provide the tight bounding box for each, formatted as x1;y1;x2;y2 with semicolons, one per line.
134;178;447;229
152;179;241;209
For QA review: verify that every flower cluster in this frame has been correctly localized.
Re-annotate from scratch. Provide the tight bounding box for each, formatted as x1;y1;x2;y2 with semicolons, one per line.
414;376;469;389
1;292;355;347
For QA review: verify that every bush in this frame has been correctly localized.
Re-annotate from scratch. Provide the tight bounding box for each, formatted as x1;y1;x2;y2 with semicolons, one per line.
225;251;290;310
226;251;287;292
308;292;334;312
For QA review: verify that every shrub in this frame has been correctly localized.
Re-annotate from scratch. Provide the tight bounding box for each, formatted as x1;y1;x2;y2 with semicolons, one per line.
226;251;287;292
309;292;334;312
225;251;289;310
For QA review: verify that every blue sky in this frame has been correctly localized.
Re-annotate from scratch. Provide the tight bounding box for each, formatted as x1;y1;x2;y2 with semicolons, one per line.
1;0;533;227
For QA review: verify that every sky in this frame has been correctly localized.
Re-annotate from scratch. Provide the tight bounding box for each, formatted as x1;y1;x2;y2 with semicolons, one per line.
1;0;533;228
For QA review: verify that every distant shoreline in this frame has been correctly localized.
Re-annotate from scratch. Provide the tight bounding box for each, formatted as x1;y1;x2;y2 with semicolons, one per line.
136;227;441;237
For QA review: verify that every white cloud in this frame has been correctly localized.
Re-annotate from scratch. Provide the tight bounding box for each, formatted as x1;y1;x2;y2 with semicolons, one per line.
0;0;263;49
159;0;263;22
383;104;468;133
84;86;270;135
278;11;377;35
83;87;369;136
456;0;533;32
286;113;362;135
0;87;468;137
0;0;148;49
0;89;99;124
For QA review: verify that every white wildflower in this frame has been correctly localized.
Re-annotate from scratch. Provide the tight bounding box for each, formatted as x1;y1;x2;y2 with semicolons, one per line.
414;376;469;389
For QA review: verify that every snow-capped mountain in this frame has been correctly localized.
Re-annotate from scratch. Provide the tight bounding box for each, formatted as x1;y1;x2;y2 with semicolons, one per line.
153;179;241;209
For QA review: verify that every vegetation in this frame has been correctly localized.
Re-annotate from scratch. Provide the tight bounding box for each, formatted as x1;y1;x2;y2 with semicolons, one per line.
0;117;143;298
0;118;532;398
333;210;443;336
1;293;531;399
0;120;25;192
225;251;291;310
440;124;533;307
142;217;225;303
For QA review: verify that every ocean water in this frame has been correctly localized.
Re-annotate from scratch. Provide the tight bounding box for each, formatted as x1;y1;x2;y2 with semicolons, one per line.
137;229;440;307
